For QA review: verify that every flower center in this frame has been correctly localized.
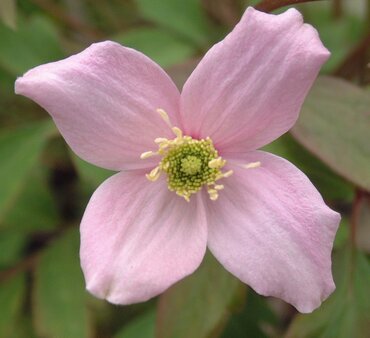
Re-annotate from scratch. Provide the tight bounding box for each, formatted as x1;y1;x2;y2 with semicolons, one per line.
181;155;202;175
140;109;233;202
161;138;225;200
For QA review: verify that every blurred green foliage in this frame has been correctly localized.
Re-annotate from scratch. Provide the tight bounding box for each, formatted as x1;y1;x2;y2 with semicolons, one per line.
287;247;370;338
0;0;369;338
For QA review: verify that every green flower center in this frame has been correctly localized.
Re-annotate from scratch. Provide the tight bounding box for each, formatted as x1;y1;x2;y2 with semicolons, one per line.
160;138;222;199
180;155;202;175
140;109;234;202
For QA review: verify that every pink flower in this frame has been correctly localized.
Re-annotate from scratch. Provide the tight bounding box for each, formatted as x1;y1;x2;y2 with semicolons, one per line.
15;7;340;313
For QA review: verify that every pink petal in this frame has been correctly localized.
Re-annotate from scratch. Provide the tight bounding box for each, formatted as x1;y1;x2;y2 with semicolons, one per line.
80;171;207;304
180;7;329;153
206;151;340;313
15;41;180;171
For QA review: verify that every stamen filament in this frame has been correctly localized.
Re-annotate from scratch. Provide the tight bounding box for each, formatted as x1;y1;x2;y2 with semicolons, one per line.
172;127;183;138
157;108;170;124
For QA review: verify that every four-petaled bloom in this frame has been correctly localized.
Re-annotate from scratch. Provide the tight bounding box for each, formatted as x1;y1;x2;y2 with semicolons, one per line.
15;7;340;313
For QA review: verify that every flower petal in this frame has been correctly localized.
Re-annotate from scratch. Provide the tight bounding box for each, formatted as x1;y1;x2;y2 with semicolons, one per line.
80;171;207;304
180;7;329;153
206;151;340;313
15;41;180;171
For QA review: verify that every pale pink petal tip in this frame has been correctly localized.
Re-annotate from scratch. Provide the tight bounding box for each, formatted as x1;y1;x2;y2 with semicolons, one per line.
80;171;207;304
15;41;180;171
207;151;340;313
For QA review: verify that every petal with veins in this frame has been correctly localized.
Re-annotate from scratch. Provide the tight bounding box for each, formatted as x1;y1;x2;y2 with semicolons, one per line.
15;41;180;171
206;151;340;313
80;171;207;304
181;7;330;153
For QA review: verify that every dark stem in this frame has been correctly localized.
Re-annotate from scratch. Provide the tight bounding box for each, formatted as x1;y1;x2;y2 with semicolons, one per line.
332;0;343;19
334;32;370;80
202;0;242;27
254;0;324;12
0;229;64;283
0;251;41;283
29;0;103;40
349;190;365;248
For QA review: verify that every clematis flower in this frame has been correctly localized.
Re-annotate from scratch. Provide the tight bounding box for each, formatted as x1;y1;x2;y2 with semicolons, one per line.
15;7;340;313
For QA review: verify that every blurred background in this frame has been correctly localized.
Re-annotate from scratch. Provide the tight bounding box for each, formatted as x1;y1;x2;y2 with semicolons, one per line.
0;0;369;337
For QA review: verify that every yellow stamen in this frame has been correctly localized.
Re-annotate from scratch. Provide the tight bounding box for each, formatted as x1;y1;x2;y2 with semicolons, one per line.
243;161;261;169
208;157;226;169
141;108;234;202
176;191;190;202
155;137;168;144
172;127;183;139
208;188;219;201
157;108;170;123
222;170;233;178
146;166;161;181
140;151;157;159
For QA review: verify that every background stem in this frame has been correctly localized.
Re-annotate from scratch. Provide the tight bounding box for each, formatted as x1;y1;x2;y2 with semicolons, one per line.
255;0;323;12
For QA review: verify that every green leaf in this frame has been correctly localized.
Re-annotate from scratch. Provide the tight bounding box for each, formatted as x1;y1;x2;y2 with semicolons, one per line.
292;76;370;191
113;28;196;68
286;247;370;338
0;120;55;221
8;316;39;338
263;134;354;201
221;290;278;338
333;218;349;249
0;228;27;267
157;252;245;338
0;0;16;29
1;166;59;232
114;309;155;338
0;274;26;338
0;15;63;75
301;5;365;72
135;0;214;47
0;167;59;266
33;228;92;338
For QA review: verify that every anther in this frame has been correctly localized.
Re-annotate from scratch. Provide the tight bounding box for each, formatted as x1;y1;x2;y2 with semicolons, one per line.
157;108;169;122
208;157;226;169
208;189;219;201
176;191;190;202
155;137;168;144
222;170;233;178
243;161;261;169
140;151;157;159
157;108;173;129
146;166;161;181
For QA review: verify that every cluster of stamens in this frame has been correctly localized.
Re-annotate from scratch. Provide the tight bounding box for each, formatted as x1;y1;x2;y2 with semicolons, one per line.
140;109;233;202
